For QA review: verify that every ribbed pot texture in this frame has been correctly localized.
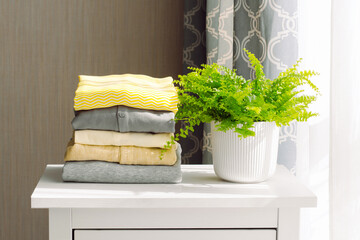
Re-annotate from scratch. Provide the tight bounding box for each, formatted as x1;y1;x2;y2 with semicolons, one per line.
211;122;279;183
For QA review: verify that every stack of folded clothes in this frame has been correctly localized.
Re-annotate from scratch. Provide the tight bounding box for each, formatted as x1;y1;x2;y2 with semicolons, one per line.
62;74;182;183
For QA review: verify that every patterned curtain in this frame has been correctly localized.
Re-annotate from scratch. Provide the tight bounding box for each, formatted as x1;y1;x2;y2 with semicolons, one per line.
180;0;207;164
182;0;299;173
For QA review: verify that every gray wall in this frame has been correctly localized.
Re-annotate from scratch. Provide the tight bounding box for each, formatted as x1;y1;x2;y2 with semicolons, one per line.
0;1;184;239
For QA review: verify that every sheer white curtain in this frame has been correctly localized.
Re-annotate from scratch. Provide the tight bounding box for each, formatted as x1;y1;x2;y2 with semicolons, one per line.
330;0;360;239
298;0;330;239
299;0;360;239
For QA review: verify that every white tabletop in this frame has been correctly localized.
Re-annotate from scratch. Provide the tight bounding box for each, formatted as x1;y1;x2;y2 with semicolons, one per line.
31;164;316;209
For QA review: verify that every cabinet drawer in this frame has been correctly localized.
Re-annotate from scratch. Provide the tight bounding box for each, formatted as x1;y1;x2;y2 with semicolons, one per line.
75;229;276;240
72;208;278;228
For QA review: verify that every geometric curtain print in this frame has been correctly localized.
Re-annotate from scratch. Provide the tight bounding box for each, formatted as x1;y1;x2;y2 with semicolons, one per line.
206;0;234;69
233;0;298;173
183;0;298;172
203;0;234;164
181;0;207;164
233;0;299;80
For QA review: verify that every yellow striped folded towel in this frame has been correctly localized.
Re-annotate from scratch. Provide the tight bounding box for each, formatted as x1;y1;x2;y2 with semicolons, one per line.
74;74;178;113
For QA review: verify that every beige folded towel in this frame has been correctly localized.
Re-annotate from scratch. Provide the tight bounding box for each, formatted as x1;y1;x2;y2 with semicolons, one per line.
74;130;172;148
64;139;120;162
64;140;177;166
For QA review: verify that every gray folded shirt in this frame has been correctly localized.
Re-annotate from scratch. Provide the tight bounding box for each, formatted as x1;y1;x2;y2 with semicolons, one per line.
72;106;175;133
62;144;182;183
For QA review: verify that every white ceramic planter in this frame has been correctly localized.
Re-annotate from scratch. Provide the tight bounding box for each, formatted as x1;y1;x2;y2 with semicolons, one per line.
211;122;279;183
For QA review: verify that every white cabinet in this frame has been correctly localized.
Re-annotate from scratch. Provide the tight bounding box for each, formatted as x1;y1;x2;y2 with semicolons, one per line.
75;229;277;240
31;165;316;240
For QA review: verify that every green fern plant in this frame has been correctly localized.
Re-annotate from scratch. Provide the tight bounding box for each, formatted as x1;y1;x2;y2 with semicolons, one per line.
161;49;320;156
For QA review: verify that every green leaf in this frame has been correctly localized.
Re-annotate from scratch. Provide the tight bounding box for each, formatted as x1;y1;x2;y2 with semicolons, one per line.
163;49;320;152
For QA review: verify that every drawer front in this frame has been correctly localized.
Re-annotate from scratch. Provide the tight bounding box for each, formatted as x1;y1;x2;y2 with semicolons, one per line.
72;208;278;229
75;229;276;240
